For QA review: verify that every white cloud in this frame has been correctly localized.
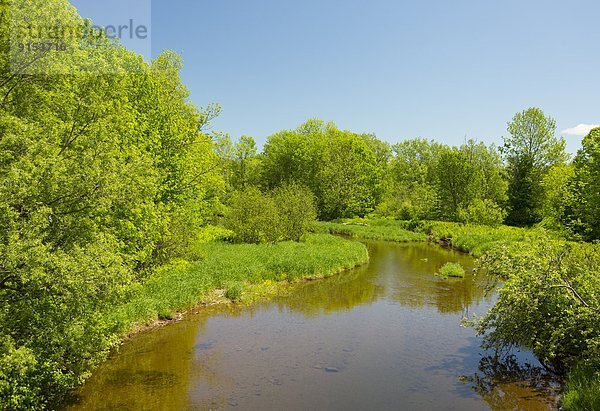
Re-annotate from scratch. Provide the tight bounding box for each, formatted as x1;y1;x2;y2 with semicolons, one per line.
561;123;600;136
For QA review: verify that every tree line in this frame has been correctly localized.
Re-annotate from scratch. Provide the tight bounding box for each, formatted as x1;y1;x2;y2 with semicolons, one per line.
219;110;600;241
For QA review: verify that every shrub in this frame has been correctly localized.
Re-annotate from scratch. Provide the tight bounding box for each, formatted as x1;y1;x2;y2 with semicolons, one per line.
458;199;507;227
273;182;317;242
436;262;466;279
475;241;600;374
225;184;317;244
225;187;281;243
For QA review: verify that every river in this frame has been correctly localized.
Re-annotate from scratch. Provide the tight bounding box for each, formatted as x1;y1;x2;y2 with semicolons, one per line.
69;241;558;410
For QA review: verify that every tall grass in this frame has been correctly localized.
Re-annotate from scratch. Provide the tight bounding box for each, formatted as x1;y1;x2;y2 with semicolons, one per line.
107;234;368;334
422;221;549;257
562;365;600;410
315;219;427;242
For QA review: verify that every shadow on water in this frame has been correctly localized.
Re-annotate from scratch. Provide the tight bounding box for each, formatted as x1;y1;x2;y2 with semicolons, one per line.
67;240;557;410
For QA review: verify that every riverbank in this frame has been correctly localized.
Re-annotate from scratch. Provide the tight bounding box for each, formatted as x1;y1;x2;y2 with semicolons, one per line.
314;218;427;242
17;233;368;409
109;233;369;337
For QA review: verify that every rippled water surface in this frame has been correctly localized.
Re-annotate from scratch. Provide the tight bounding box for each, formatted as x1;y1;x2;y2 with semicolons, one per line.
69;241;558;410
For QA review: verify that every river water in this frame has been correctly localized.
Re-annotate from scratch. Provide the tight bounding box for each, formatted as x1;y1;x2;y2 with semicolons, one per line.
69;241;558;410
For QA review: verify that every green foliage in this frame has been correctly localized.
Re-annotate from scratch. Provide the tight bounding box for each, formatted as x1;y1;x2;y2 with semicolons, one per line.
0;1;223;408
225;184;317;244
502;107;567;226
272;182;318;242
225;187;281;244
572;127;600;241
475;240;600;374
261;120;385;219
214;134;262;195
538;163;576;231
436;262;466;279
435;147;478;219
379;139;506;223
458;199;507;227
0;337;39;410
315;219;427;242
379;138;442;220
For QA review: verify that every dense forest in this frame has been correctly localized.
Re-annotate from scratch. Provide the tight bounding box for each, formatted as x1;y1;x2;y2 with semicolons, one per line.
1;1;599;409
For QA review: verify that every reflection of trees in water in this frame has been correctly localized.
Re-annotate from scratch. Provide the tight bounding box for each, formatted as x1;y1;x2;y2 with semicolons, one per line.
371;242;493;314
70;315;204;410
273;241;494;317
465;354;561;410
277;264;385;316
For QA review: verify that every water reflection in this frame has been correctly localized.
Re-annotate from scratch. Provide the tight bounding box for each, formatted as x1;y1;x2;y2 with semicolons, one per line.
68;241;553;410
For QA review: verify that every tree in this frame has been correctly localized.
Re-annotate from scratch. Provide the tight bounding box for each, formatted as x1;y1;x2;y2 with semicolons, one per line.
378;138;441;220
261;120;384;220
460;140;507;206
272;183;317;242
502;108;567;226
435;147;477;220
318;130;382;219
539;163;575;231
572;127;600;240
0;1;223;406
231;136;261;189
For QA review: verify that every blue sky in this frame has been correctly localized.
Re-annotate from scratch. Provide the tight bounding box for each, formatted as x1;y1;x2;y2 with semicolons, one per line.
70;0;600;153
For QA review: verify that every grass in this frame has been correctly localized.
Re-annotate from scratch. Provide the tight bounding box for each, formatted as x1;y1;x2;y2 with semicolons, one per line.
314;218;427;242
422;221;550;257
562;365;600;410
107;233;369;334
436;262;466;279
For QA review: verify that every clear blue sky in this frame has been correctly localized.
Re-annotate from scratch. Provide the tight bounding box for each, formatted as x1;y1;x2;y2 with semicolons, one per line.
70;0;599;153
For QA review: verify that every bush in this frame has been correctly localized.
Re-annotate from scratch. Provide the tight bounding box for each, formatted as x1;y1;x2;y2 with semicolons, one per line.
475;241;600;374
458;199;507;227
225;187;281;243
272;182;317;242
436;262;466;279
225;184;317;244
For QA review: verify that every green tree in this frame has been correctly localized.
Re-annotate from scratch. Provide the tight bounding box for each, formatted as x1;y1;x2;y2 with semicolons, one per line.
318;130;382;219
0;1;223;407
231;136;261;189
272;182;317;242
435;147;477;220
539;163;576;231
572;127;600;240
378;138;441;220
262;120;384;220
502;108;567;226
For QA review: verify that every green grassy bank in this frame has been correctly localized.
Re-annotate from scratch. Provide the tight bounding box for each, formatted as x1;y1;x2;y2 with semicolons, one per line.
109;233;369;335
314;218;427;242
